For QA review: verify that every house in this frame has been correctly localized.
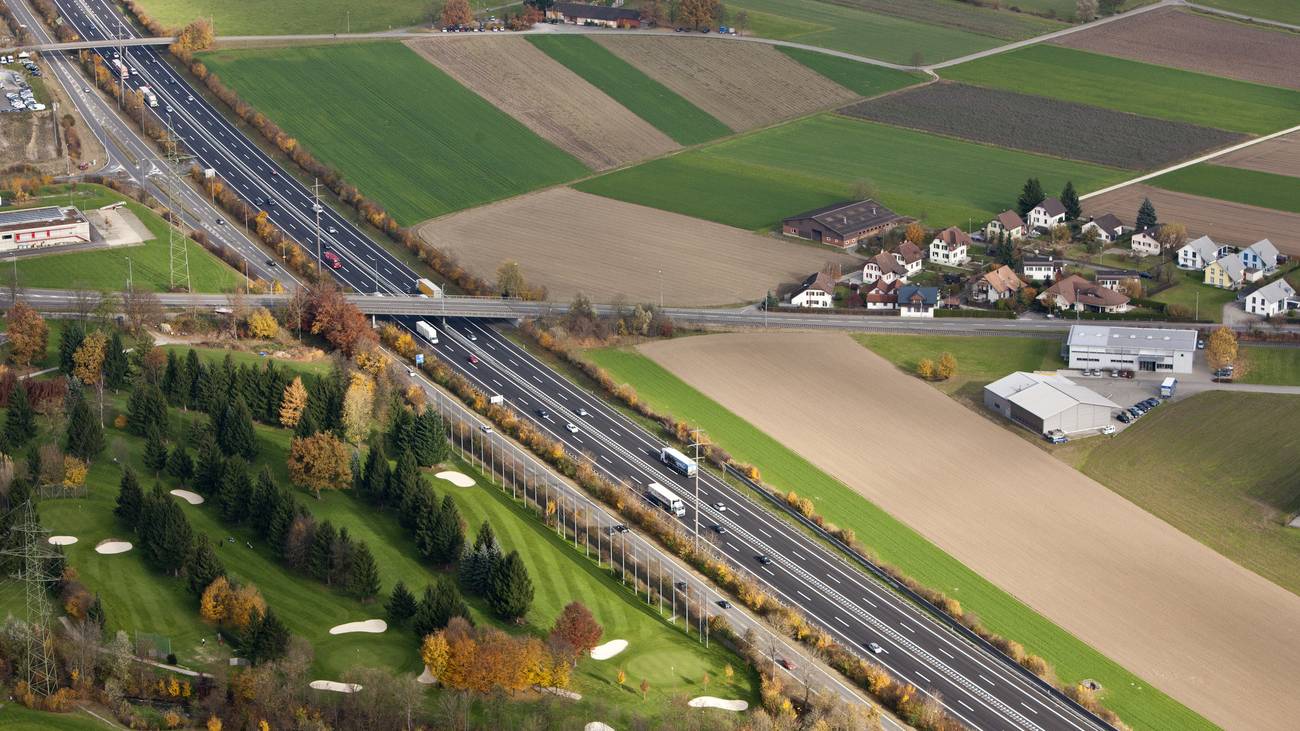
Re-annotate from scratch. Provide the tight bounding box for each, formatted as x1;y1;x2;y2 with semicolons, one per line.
1129;227;1161;257
862;251;908;284
1239;239;1280;274
896;285;940;318
1021;253;1061;281
1243;279;1298;317
971;265;1024;303
789;272;835;309
985;210;1026;241
862;278;900;311
1177;235;1230;270
546;3;641;27
1037;274;1130;313
984;371;1119;437
1095;269;1143;292
1081;213;1128;243
781;200;909;250
1203;253;1259;290
928;227;971;266
1066;324;1196;373
1027;198;1067;231
0;206;91;251
893;241;924;277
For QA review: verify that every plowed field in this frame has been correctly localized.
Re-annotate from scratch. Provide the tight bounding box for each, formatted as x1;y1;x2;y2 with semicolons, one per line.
1216;130;1300;177
405;37;678;170
1083;183;1300;254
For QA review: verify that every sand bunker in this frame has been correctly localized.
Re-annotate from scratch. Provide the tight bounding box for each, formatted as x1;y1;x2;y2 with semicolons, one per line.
589;639;627;660
585;723;615;731
309;680;361;693
94;540;133;555
688;697;749;712
417;666;436;685
169;489;205;505
47;536;78;546
435;471;475;488
328;619;387;635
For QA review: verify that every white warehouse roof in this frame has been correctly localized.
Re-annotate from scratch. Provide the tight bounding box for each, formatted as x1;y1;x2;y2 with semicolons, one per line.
986;371;1118;419
1068;325;1198;353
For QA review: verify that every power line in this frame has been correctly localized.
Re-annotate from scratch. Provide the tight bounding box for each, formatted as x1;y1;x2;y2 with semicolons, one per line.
1;500;59;697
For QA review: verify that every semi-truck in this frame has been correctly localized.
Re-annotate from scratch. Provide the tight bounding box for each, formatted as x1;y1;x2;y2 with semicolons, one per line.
139;85;157;107
110;58;128;80
658;446;698;477
646;482;686;517
416;320;438;344
415;278;443;298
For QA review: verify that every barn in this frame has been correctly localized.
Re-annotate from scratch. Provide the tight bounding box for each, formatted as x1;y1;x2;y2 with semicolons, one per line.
984;372;1117;437
781;200;908;250
546;3;641;28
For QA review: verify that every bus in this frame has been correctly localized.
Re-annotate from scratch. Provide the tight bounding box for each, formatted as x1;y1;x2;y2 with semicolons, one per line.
645;482;685;517
658;446;697;477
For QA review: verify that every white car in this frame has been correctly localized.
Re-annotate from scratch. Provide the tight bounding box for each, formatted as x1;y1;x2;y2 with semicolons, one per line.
479;424;493;434
1101;425;1116;435
868;642;884;655
713;502;726;512
565;423;579;434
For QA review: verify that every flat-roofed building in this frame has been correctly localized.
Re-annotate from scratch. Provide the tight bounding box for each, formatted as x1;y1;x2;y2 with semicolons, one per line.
1066;324;1197;373
0;206;91;251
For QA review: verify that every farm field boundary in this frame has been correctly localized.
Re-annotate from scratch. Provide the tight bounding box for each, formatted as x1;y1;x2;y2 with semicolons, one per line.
772;45;926;99
1148;164;1300;215
1214;130;1300;177
1192;0;1300;26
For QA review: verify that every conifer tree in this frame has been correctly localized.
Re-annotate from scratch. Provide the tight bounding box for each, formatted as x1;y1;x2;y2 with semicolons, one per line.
161;351;187;406
143;427;169;476
489;550;533;622
265;493;295;554
186;533;226;595
386;580;417;625
218;458;253;524
1137;197;1158;230
249;468;277;538
114;467;144;529
1060;181;1081;221
348;542;381;600
141;484;193;576
65;393;104;461
4;383;35;451
184;349;204;409
431;495;465;565
279;377;309;429
294;407;319;438
126;383;168;437
1017;177;1044;220
58;320;86;376
413;488;438;560
360;444;389;505
192;440;225;497
309;520;337;584
246;609;290;665
389;449;420;509
166;445;194;484
387;407;415;457
103;331;129;391
413;409;447;466
218;397;257;460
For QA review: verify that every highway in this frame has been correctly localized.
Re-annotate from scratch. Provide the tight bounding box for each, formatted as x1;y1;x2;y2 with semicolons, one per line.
33;2;1115;728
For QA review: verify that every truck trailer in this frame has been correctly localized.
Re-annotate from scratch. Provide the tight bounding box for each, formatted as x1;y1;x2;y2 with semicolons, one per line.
415;320;438;344
139;85;157;107
415;278;443;298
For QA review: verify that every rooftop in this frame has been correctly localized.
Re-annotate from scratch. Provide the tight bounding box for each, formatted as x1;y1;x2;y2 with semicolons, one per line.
986;371;1119;418
784;199;906;237
553;2;640;20
0;206;86;235
1068;324;1198;352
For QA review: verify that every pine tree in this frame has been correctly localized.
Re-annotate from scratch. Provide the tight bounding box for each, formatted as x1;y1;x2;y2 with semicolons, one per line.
387;407;415;457
166;445;194;484
87;594;105;627
413;410;447;467
249;468;277;538
360;444;389;506
472;520;496;553
489;550;533;622
412;577;470;639
309;520;337;584
246;609;290;665
183;349;204;409
58;320;86;376
186;533;226;595
265;494;295;555
348;542;381;600
279;377;309;429
4;383;35;451
389;449;419;508
192;440;225;497
218;458;253;524
294;407;319;438
161;350;186;406
103;331;129;391
1017;177;1044;220
1060;181;1081;221
218;397;257;459
413;488;438;560
65;393;104;461
126;383;168;437
142;484;194;576
1137;197;1158;230
458;544;494;597
114;467;144;529
143;427;169;476
386;580;417;625
431;495;465;565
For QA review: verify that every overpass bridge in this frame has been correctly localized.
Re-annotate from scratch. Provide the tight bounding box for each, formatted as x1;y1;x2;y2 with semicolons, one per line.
1;36;174;54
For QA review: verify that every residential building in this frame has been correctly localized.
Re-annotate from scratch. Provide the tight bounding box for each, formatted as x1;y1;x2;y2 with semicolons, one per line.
1239;238;1280;274
929;227;971;266
1129;227;1161;257
1095;269;1143;292
0;206;91;251
1081;213;1128;243
1203;253;1259;290
1037;274;1130;313
790;272;835;309
1021;253;1061;281
862;278;900;311
1243;279;1298;317
781;200;909;250
1066;324;1196;373
893;241;924;277
984;371;1119;437
1027;198;1067;231
985;210;1026;241
546;3;641;27
971;265;1024;303
896;285;940;318
862;251;908;284
1177;235;1230;270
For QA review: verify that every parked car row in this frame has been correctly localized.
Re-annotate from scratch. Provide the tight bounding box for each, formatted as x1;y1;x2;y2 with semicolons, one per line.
1117;397;1160;424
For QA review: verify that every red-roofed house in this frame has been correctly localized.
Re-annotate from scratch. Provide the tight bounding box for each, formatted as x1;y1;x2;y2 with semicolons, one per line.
928;227;971;266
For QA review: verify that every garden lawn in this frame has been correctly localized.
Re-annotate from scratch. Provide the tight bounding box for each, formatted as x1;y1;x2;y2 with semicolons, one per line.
130;0;434;36
3;185;241;293
574;114;1125;230
525;36;730;146
1194;0;1300;24
852;334;1064;394
1150;270;1237;322
1149;164;1300;215
941;44;1300;135
773;46;927;98
1080;391;1300;596
582;345;1212;731
1241;345;1300;385
199;43;588;225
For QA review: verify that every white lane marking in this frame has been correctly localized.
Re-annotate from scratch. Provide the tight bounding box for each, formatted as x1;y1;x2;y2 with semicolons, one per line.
726;542;739;551
758;528;772;538
600;455;612;464
915;671;929;683
900;622;915;633
509;359;518;366
833;616;848;628
532;376;542;384
491;378;503;387
790;551;805;561
862;596;877;608
760;566;775;577
959;700;974;712
826;573;841;584
796;589;811;601
978;674;995;686
939;648;954;660
1021;703;1038;715
609;429;619;435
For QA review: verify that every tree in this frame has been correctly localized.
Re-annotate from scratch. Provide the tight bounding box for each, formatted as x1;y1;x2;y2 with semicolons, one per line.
6;302;47;367
1155;223;1187;252
140;484;193;575
308;284;376;356
114;467;144;529
200;576;233;624
1136;197;1158;230
341;373;376;444
1017;178;1044;220
287;432;353;497
732;8;749;33
431;495;465;565
489;550;533;622
103;331;129;390
245;307;279;339
1075;0;1098;22
936;352;957;380
420;632;450;682
246;609;290;664
218;398;257;459
413;577;470;638
122;289;164;334
678;0;719;27
1206;326;1237;370
167;445;194;483
904;222;927;247
186;534;226;595
4;382;35;451
413;409;447;466
348;542;382;600
218;459;253;524
1060;181;1080;221
496;260;526;299
309;520;337;583
126;383;168;436
65;394;104;460
58;320;86;376
387;580;418;625
143;427;169;475
361;443;391;505
193;441;225;498
549;601;603;660
279;377;308;428
441;0;473;26
916;358;935;380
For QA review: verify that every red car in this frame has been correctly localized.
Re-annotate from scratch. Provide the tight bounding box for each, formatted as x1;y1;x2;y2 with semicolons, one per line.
467;354;479;365
322;251;342;270
778;658;796;670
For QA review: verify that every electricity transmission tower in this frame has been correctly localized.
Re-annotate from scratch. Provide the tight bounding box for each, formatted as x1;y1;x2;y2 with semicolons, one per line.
2;501;59;698
162;116;193;293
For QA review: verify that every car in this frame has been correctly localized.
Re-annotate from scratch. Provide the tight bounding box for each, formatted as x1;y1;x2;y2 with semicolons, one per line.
187;94;194;102
1100;425;1116;435
1117;411;1132;424
478;424;492;433
264;259;277;267
215;218;226;225
1127;407;1141;418
575;407;590;417
536;408;551;419
254;197;266;206
778;658;795;670
674;581;687;591
165;105;173;114
867;642;884;655
1109;369;1120;378
716;599;731;609
82;87;91;93
467;354;479;365
407;369;415;378
713;501;725;512
1197;340;1206;350
565;423;579;434
614;524;630;534
465;331;478;341
713;524;727;535
756;555;772;565
327;226;338;234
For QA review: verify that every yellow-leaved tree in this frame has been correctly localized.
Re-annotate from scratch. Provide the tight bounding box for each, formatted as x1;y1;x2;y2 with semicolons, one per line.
245;307;279;339
420;632;450;682
341;373;375;444
279;377;308;428
72;331;108;386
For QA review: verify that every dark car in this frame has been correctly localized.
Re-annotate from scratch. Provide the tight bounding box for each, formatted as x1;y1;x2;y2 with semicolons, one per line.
614;524;630;534
717;599;731;609
264;259;276;267
674;581;687;591
778;658;795;670
713;524;727;535
536;408;551;419
756;555;772;565
1117;412;1131;424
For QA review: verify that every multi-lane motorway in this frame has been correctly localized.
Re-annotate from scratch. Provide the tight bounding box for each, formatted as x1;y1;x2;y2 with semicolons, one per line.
31;2;1115;728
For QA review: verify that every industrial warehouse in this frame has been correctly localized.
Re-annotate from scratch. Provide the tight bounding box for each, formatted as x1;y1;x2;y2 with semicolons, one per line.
983;371;1118;438
0;205;91;251
1065;324;1198;374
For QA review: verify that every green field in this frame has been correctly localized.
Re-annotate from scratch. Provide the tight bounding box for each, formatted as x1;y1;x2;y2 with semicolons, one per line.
200;43;589;225
2;185;242;293
133;0;432;35
1195;0;1300;24
773;46;927;98
574;114;1125;230
159;344;335;377
526;36;731;146
1149;164;1300;215
941;45;1300;135
1241;345;1300;385
0;704;113;730
1080;391;1300;596
583;344;1211;731
1150;270;1238;322
853;333;1065;393
727;0;1062;64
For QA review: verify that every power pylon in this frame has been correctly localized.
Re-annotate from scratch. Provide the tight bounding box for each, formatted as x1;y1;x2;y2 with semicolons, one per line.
2;500;59;698
162;116;193;293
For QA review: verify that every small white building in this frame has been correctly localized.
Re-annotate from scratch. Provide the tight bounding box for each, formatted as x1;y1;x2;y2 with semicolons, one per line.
1177;235;1230;270
928;227;970;266
1021;253;1060;281
896;285;939;318
1027;198;1067;231
893;241;924;277
1066;324;1197;373
1239;238;1280;274
0;206;91;251
985;210;1026;241
1081;213;1128;244
790;271;835;309
984;371;1118;437
1243;279;1298;317
1129;227;1161;257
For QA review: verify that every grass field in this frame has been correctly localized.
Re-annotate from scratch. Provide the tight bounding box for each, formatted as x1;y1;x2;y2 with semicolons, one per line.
0;704;113;730
2;185;241;293
1150;270;1238;322
1079;391;1300;596
574;114;1125;230
1241;345;1300;385
941;44;1300;135
852;333;1065;394
583;345;1210;730
1149;164;1300;215
525;36;730;146
158;344;335;377
1195;0;1300;24
133;0;432;35
772;46;926;98
200;43;588;225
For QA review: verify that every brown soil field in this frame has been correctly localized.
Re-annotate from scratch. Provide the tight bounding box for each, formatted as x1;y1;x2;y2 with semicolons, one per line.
1214;130;1300;178
404;37;678;171
593;36;859;132
640;332;1300;731
1053;7;1300;91
0;111;59;169
414;188;860;307
1083;183;1300;254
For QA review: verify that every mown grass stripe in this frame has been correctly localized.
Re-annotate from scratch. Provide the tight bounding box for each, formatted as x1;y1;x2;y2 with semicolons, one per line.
1148;164;1300;215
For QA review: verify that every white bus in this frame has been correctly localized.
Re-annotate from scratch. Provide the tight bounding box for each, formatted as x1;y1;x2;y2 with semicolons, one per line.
645;482;685;517
658;446;698;477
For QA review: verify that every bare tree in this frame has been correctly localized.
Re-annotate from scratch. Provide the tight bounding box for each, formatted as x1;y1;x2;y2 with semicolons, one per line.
71;285;99;320
121;288;164;334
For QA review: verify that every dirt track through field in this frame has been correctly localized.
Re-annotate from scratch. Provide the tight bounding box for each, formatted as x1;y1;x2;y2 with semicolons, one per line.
1214;130;1300;177
1083;183;1300;254
415;188;860;306
593;36;859;132
1053;7;1300;91
639;332;1300;731
405;37;678;170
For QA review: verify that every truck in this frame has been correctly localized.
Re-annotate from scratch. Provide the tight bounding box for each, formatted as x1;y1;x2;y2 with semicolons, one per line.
139;85;157;107
1159;377;1177;398
415;320;438;344
415;278;443;298
658;446;698;477
645;482;686;517
110;58;128;80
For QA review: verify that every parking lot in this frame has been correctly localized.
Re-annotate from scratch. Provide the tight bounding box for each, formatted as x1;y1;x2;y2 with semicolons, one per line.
0;62;45;112
1064;368;1177;434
